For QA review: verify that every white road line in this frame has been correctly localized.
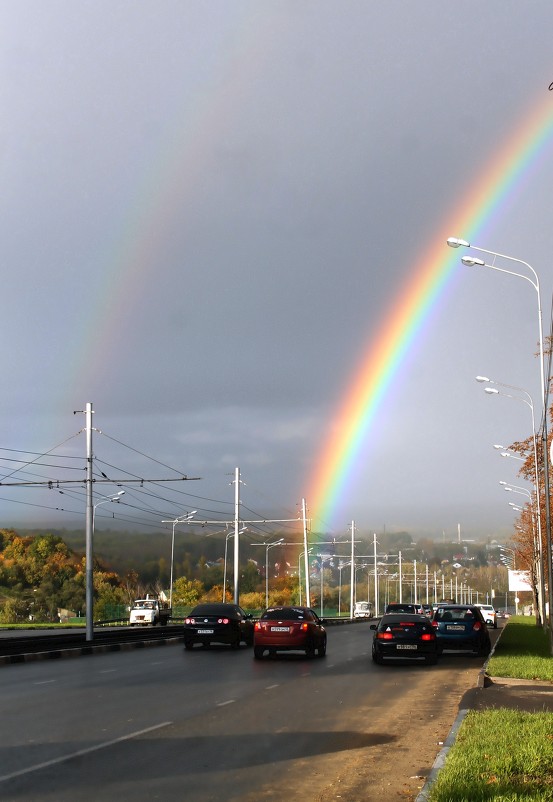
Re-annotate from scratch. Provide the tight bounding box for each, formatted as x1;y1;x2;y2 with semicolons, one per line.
99;669;117;674
216;700;235;707
33;680;56;685
0;721;172;783
265;684;280;690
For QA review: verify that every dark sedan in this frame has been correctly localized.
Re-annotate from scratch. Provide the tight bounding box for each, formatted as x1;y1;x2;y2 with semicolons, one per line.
432;604;491;656
183;602;254;650
371;613;438;665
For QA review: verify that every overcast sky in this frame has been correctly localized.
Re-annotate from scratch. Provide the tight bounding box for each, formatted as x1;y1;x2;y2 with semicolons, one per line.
1;2;552;543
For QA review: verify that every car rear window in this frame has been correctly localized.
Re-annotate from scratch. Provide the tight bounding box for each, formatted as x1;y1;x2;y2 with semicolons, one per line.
262;608;312;621
435;608;475;622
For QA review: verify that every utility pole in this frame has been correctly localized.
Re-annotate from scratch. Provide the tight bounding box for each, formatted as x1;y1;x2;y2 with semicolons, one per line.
85;403;93;642
373;533;378;617
302;498;310;607
233;467;240;604
349;521;355;619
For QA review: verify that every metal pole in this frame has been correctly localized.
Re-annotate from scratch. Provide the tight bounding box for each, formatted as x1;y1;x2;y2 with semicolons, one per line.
85;402;94;642
169;520;176;608
302;499;310;607
373;533;378;617
349;521;355;619
233;467;240;604
399;551;402;603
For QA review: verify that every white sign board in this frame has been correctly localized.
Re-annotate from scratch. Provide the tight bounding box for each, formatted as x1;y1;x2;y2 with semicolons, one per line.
508;569;533;592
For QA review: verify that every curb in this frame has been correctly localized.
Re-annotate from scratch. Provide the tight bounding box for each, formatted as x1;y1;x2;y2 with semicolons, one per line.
414;707;469;802
0;636;182;666
415;628;502;800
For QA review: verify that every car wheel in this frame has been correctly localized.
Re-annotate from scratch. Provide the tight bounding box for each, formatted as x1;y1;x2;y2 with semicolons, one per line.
184;641;193;651
372;650;383;665
231;635;241;650
305;642;316;659
317;639;327;658
254;646;264;660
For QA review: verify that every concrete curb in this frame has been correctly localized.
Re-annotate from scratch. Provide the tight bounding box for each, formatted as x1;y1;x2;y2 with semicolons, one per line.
415;627;503;800
414;707;469;802
0;636;182;666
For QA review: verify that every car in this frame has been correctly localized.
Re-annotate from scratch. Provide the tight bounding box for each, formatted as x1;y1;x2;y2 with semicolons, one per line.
354;601;373;618
385;602;425;615
253;606;327;659
183;602;254;650
475;604;498;628
370;613;439;665
422;605;433;617
432;604;491;656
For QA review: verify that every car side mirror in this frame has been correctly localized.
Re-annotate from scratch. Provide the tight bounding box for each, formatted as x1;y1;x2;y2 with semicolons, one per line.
370;623;377;630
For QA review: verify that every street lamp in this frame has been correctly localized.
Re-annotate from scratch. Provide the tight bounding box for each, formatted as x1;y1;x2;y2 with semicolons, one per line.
92;491;125;528
479;376;544;622
298;548;312;606
449;236;551;634
337;561;351;616
161;511;197;608
252;538;284;608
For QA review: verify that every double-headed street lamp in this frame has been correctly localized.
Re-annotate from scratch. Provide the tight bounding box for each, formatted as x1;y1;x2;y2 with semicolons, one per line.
478;376;545;622
449;236;552;638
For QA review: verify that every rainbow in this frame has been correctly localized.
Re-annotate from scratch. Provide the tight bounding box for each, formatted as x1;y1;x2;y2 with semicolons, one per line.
307;93;553;533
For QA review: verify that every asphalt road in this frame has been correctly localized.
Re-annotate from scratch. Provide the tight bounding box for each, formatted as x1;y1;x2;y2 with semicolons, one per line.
0;623;494;801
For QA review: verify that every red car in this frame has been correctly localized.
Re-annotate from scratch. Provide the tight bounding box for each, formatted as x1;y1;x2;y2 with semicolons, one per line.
254;606;327;659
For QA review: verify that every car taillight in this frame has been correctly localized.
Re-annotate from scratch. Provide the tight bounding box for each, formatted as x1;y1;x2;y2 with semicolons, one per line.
301;623;309;631
254;621;267;631
473;621;481;631
217;618;230;624
421;632;435;641
377;632;393;640
185;618;194;624
432;621;438;628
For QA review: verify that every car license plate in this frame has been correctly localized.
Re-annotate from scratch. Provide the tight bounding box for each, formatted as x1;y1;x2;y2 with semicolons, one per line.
197;629;214;634
446;625;464;631
397;644;417;650
270;626;289;632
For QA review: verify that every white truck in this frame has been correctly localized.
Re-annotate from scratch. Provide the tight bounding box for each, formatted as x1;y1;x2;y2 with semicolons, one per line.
129;594;171;626
354;601;373;618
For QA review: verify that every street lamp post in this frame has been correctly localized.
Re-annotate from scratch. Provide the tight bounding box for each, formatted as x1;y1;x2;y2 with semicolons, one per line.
449;237;551;641
161;512;197;608
479;377;545;623
252;538;284;609
298;548;312;606
93;491;125;529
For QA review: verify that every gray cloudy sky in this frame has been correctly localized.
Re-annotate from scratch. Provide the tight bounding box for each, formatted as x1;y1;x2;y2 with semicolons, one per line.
1;2;552;542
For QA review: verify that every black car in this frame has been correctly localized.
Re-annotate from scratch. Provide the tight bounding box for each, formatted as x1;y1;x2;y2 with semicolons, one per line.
432;604;491;656
371;613;439;665
385;602;424;615
183;602;254;650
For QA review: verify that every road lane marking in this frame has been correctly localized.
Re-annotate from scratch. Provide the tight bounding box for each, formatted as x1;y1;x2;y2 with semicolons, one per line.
33;680;56;685
216;700;235;707
99;669;117;674
0;721;172;783
265;684;279;690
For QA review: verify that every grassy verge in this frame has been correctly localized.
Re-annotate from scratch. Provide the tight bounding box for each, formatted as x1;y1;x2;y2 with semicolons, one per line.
427;617;553;802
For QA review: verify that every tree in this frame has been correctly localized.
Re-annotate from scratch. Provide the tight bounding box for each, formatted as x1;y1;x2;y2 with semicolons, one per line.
172;577;203;606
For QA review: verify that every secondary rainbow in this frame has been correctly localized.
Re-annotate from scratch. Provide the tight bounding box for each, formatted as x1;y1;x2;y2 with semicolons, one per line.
307;93;553;532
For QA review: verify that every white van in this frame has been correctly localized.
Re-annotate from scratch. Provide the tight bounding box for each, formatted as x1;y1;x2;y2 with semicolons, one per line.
354;601;373;618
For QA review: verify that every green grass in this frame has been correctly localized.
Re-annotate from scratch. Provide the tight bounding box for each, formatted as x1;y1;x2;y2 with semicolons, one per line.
488;616;553;681
428;708;553;801
427;617;553;801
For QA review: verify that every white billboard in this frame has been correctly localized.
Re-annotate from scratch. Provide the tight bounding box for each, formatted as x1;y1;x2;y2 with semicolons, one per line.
508;569;533;592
